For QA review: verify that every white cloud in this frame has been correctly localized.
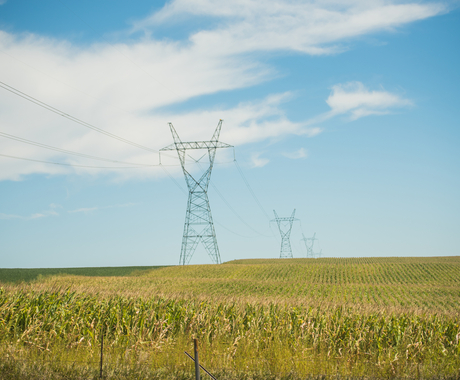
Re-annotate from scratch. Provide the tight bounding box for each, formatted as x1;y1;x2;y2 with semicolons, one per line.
326;82;413;119
323;81;412;121
0;202;138;219
250;152;269;168
0;208;58;220
0;0;7;5
300;81;412;128
134;0;445;55
68;207;98;214
283;148;308;160
68;203;138;214
0;1;440;180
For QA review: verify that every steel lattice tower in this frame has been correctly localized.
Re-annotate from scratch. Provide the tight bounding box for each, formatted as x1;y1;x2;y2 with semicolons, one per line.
301;232;317;258
271;209;299;258
160;120;232;265
302;232;323;259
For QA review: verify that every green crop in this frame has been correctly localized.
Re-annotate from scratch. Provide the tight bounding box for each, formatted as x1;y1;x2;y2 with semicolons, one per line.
0;257;459;379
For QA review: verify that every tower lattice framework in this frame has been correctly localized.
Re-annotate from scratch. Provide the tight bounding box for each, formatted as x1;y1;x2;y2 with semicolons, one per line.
160;120;232;265
271;209;299;258
302;232;323;259
301;232;317;258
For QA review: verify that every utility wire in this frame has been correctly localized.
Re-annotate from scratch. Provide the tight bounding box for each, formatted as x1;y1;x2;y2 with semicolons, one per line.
0;131;158;167
208;180;272;238
0;81;176;158
160;155;257;239
159;164;187;195
0;153;146;169
234;158;277;239
160;164;255;238
234;159;271;220
0;48;114;111
194;159;272;238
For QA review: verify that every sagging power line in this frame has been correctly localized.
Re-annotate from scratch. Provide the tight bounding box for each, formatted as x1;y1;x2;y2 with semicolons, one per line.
0;81;176;158
0;131;158;167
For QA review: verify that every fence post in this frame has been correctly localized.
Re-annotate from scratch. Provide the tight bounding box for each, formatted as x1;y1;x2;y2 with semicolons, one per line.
100;325;104;379
194;339;200;380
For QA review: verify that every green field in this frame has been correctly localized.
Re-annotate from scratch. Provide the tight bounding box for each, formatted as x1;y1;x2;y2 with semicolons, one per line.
0;266;164;283
1;257;459;379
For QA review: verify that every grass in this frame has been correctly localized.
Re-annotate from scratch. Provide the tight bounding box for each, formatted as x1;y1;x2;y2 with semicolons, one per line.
1;257;459;379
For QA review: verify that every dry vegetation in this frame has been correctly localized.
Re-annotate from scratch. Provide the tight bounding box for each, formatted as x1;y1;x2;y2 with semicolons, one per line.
1;257;459;379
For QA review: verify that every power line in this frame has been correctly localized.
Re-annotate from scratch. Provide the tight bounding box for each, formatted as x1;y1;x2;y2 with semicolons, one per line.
159;164;187;195
0;48;112;110
0;81;176;158
208;179;272;238
191;156;272;238
0;153;147;169
160;163;255;238
190;154;274;238
234;158;271;220
0;131;158;167
233;158;277;239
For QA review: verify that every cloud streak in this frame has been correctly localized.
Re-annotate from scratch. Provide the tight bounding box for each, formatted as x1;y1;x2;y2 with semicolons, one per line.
283;148;308;160
0;1;439;180
135;0;445;55
304;82;412;127
0;207;59;220
68;203;138;214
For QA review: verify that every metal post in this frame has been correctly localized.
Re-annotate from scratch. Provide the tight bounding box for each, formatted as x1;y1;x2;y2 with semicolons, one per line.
194;339;200;380
99;325;104;379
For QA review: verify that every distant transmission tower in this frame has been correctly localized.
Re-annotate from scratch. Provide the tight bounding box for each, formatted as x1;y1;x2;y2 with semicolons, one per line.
271;209;299;258
160;120;232;265
301;232;320;258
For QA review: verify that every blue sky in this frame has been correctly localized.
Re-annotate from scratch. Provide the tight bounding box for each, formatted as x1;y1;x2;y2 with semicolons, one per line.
0;0;459;268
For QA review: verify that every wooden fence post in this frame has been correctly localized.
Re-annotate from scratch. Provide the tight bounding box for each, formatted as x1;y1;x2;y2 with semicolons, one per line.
100;325;104;379
194;339;200;380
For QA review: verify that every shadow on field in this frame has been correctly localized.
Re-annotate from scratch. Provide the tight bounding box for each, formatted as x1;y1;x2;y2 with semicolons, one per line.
0;266;167;283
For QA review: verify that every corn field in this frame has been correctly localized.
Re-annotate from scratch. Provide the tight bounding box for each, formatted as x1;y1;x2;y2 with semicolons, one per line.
1;257;459;379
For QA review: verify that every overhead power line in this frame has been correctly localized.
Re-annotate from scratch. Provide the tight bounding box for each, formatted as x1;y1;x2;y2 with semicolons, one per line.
234;159;272;221
0;131;158;167
0;81;175;158
0;153;146;169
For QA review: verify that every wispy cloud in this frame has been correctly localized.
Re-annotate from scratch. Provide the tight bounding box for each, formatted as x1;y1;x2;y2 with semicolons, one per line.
283;148;308;160
0;203;137;219
68;203;138;214
68;207;98;214
326;82;413;120
0;206;59;220
134;0;445;55
303;82;413;127
250;153;269;168
0;1;440;180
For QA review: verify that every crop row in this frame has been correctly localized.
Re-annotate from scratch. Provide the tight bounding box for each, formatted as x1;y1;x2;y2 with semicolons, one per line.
1;289;459;357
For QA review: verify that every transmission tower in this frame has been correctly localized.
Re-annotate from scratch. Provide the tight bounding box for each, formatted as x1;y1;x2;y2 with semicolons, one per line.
301;232;321;258
271;209;299;258
160;120;233;265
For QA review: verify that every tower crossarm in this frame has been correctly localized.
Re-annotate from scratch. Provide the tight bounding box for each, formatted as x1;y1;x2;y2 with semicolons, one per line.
270;217;299;223
160;141;233;151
